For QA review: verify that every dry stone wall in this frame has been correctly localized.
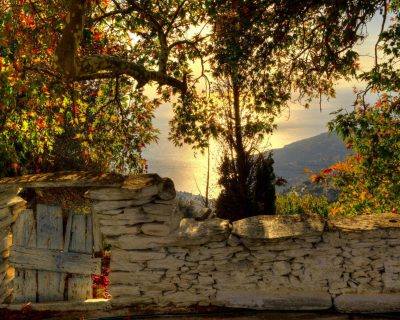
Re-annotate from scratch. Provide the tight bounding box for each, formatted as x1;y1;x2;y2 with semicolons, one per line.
86;180;400;312
1;172;400;313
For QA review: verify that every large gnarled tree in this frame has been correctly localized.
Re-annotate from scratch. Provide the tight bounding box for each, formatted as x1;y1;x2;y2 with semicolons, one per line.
0;0;206;175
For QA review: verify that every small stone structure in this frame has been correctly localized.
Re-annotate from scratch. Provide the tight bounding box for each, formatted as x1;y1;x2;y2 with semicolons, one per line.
1;172;400;314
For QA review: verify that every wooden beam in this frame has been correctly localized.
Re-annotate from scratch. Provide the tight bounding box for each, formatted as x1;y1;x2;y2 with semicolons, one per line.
68;214;94;301
36;204;64;302
12;209;37;303
9;246;101;275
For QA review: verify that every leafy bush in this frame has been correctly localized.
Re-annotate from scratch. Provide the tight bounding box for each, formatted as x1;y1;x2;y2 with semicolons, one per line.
312;97;400;216
276;192;329;217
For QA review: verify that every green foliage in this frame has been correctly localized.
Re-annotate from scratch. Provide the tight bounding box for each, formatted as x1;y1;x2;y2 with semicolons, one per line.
358;2;400;93
323;98;400;216
320;2;400;216
276;192;330;217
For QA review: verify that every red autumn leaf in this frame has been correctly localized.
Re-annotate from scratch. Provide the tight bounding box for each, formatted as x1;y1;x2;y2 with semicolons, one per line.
36;117;46;129
71;104;79;115
93;31;102;42
55;113;64;125
46;47;54;55
20;13;36;29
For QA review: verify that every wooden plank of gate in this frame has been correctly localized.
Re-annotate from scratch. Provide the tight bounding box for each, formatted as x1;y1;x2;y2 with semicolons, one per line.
63;212;73;252
70;214;86;254
67;214;94;301
9;246;101;274
36;204;64;302
59;211;73;294
91;206;101;253
12;209;37;303
86;215;93;254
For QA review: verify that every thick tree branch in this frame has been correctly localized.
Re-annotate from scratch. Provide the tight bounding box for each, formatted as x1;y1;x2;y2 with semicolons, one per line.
77;55;186;90
124;0;169;73
55;0;87;78
55;0;186;92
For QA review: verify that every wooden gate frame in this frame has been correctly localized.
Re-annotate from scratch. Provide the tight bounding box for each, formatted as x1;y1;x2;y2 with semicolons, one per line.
9;205;101;303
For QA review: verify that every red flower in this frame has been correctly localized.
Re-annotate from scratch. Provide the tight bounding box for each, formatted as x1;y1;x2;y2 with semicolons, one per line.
92;274;110;287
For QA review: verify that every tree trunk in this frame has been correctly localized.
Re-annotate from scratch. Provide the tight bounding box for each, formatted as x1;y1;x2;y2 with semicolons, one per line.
205;142;210;208
231;74;248;207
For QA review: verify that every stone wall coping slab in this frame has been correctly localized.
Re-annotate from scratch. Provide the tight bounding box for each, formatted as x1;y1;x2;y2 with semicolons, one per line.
334;294;400;313
231;214;325;239
328;213;400;232
0;171;165;191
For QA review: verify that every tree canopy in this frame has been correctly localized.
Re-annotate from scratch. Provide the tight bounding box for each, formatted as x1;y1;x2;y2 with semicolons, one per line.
0;0;207;175
171;0;384;148
0;0;388;180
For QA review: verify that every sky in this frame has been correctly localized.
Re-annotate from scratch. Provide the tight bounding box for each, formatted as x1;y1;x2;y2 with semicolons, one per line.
142;14;384;197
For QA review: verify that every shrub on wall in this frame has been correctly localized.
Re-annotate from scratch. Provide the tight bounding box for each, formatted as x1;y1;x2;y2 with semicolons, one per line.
276;192;329;217
314;98;400;216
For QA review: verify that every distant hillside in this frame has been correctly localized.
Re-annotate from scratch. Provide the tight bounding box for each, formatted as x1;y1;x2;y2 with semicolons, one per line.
272;132;351;187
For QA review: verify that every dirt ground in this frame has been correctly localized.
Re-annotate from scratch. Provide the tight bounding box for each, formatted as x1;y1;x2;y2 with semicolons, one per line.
2;310;400;320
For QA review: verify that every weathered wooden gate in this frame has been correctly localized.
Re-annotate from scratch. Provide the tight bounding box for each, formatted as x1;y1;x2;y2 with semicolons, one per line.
9;204;101;303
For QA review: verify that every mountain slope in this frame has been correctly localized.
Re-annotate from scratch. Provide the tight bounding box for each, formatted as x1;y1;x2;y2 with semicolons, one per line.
272;132;351;186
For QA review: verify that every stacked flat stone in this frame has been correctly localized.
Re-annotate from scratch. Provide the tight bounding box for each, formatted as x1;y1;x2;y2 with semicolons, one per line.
84;175;182;305
0;188;26;304
98;197;400;313
1;172;400;313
